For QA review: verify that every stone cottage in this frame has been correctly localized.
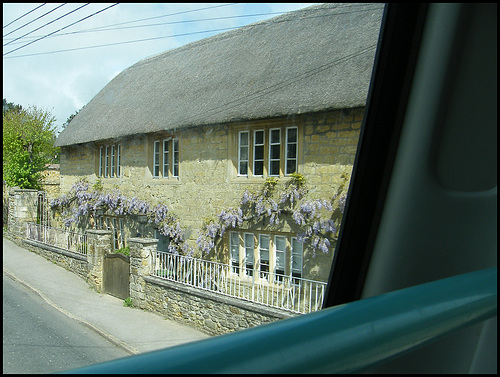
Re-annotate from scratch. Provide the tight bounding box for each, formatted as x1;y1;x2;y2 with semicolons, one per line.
54;3;384;284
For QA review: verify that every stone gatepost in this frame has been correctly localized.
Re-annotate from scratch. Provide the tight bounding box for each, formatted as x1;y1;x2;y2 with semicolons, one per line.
7;188;39;241
129;237;158;308
86;229;112;292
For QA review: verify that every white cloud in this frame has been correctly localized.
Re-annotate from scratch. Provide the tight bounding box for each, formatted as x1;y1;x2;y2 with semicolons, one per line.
3;3;318;133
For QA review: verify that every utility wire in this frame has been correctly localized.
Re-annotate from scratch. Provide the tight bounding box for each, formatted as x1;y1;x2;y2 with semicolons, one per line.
3;26;241;58
4;4;66;40
3;3;47;30
4;4;83;47
3;3;118;57
3;4;382;59
4;11;289;43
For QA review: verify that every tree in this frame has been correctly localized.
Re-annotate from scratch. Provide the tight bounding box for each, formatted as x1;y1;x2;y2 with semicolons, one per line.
61;106;84;131
3;104;59;189
3;98;22;114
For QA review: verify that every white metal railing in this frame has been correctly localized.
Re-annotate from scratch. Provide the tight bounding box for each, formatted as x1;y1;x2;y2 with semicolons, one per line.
26;222;88;256
151;251;327;314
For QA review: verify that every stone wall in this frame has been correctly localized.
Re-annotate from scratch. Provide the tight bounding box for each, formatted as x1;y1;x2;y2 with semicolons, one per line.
7;188;38;241
22;239;88;281
128;237;294;336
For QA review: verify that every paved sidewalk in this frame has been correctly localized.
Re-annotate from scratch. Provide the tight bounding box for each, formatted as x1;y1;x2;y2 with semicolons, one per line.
2;237;210;355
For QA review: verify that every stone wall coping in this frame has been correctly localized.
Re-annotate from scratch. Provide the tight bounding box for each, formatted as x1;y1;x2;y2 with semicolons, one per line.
128;237;158;245
10;188;39;194
22;239;87;262
86;229;112;235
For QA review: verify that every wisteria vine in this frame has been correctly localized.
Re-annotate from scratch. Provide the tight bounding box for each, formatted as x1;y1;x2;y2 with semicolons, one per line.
51;173;348;257
50;179;190;255
197;172;348;257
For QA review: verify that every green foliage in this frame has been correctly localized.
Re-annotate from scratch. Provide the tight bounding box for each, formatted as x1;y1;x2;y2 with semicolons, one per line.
115;245;130;256
123;297;133;307
3;103;59;189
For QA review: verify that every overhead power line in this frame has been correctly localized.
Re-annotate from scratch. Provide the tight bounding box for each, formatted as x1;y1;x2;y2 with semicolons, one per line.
3;3;119;57
3;11;290;44
3;4;382;60
3;3;47;30
4;4;86;47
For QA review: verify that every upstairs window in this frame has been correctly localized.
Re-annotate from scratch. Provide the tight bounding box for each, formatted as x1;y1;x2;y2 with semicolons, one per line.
236;125;299;178
98;143;121;178
153;138;179;178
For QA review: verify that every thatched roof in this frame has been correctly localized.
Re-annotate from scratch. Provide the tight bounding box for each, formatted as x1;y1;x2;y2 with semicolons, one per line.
55;3;384;147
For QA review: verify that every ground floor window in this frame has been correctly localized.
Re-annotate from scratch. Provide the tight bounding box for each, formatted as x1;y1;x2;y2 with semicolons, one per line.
229;231;303;283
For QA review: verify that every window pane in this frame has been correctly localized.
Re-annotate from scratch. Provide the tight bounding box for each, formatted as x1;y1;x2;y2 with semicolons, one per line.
270;144;280;160
240;161;248;174
291;238;303;274
259;235;270;278
254;145;264;160
99;147;103;177
173;139;179;177
287;143;296;158
287;127;297;142
254;161;264;176
230;232;239;273
270;129;280;143
105;146;109;177
240;146;248;160
275;236;286;270
117;145;121;177
163;140;170;178
270;160;280;176
111;146;115;177
154;141;160;177
238;131;249;175
244;233;254;276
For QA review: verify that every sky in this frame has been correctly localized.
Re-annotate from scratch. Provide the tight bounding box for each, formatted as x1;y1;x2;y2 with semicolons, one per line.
3;3;318;134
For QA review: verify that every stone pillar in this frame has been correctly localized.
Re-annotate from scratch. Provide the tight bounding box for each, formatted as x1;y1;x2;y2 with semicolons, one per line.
86;229;112;292
129;237;158;308
7;188;38;241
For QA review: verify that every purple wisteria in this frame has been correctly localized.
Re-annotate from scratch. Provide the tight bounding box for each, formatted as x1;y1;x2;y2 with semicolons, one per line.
197;173;346;257
50;179;190;255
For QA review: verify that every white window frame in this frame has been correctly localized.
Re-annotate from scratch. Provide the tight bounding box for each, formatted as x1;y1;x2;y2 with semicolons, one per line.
104;146;109;178
153;140;160;178
172;139;179;178
162;139;170;178
258;234;270;279
285;127;298;175
238;131;249;176
244;233;255;277
111;145;116;177
274;235;287;282
99;147;104;177
291;237;303;283
230;231;240;274
253;129;265;176
117;144;121;177
269;128;281;177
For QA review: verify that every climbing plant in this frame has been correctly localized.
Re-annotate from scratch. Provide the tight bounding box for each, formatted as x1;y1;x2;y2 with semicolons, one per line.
197;172;349;257
51;172;349;257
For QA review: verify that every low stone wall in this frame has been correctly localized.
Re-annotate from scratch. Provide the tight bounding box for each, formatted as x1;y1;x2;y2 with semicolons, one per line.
22;239;88;282
128;237;297;336
141;275;294;335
